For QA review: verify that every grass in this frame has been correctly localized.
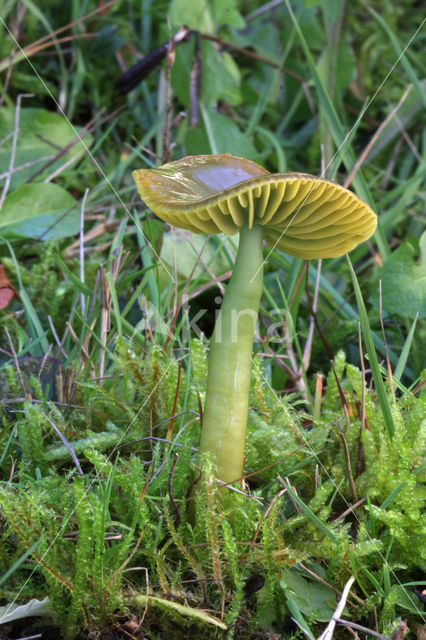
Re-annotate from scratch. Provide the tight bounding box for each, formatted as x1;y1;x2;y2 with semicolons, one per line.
0;1;425;639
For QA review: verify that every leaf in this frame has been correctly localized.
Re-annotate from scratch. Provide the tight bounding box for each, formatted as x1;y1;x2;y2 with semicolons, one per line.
281;569;336;622
0;596;51;624
132;594;227;629
0;264;20;308
169;0;215;33
0;182;79;240
0;108;92;189
371;231;426;319
160;230;230;282
201;42;242;107
212;0;245;28
200;107;256;156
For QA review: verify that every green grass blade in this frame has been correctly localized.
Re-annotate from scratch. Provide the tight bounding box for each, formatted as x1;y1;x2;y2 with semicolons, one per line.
19;288;50;354
284;4;365;192
364;4;426;109
281;479;337;543
394;313;418;382
105;271;122;338
284;0;389;259
346;255;395;439
0;540;40;587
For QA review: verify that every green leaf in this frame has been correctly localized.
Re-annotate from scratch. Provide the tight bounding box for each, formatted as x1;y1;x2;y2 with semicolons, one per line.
160;231;230;282
371;231;426;319
0;108;92;189
201;42;242;107
169;0;214;33
281;569;336;622
171;41;242;110
212;0;245;28
200;107;257;158
0;183;79;240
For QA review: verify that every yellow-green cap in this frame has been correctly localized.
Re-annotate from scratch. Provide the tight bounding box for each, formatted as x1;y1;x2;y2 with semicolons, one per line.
133;154;377;259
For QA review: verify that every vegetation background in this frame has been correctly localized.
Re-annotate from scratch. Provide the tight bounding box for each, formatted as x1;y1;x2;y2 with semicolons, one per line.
0;1;425;639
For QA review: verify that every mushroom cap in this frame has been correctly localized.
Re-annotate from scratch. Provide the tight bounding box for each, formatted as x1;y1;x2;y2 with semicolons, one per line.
132;154;377;259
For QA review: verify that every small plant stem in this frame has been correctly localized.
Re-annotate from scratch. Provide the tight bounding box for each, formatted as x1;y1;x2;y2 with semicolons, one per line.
197;224;264;483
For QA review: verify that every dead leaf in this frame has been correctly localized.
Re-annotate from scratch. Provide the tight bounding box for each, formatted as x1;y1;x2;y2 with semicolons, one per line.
0;264;20;308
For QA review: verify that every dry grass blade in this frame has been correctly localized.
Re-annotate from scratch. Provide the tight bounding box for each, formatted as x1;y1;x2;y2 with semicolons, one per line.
317;575;355;640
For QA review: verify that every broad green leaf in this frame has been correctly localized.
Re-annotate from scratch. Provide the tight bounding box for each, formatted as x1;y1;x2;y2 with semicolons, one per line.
391;585;424;613
201;42;242;107
281;569;336;622
171;41;241;109
0;108;92;189
169;0;214;33
317;33;356;100
212;0;245;28
0;183;79;240
160;231;230;282
200;107;257;157
371;231;426;319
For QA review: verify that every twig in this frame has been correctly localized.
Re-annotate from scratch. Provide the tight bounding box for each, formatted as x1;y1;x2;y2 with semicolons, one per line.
357;322;366;477
299;562;363;606
344;85;412;189
168;452;181;527
334;618;390;640
41;412;84;478
317;575;355;640
166;365;181;441
0;93;33;209
79;189;89;318
0;0;117;70
26;107;121;183
98;265;112;381
302;258;322;371
333;497;366;522
4;327;26;395
48;315;68;358
201;31;304;83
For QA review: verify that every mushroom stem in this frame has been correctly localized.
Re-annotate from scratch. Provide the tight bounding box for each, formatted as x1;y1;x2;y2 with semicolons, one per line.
197;224;264;483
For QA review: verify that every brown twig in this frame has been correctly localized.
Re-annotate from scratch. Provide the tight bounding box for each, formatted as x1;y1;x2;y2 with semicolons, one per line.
0;0;118;69
305;266;334;361
302;259;322;372
166;365;181;441
344;85;412;189
168;452;181;528
357;323;366;477
333;497;366;522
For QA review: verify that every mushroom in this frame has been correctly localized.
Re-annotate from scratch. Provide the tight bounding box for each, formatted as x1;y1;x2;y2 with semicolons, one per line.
132;154;377;485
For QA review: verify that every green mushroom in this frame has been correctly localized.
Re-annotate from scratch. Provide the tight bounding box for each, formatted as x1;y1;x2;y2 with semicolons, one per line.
133;154;377;485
